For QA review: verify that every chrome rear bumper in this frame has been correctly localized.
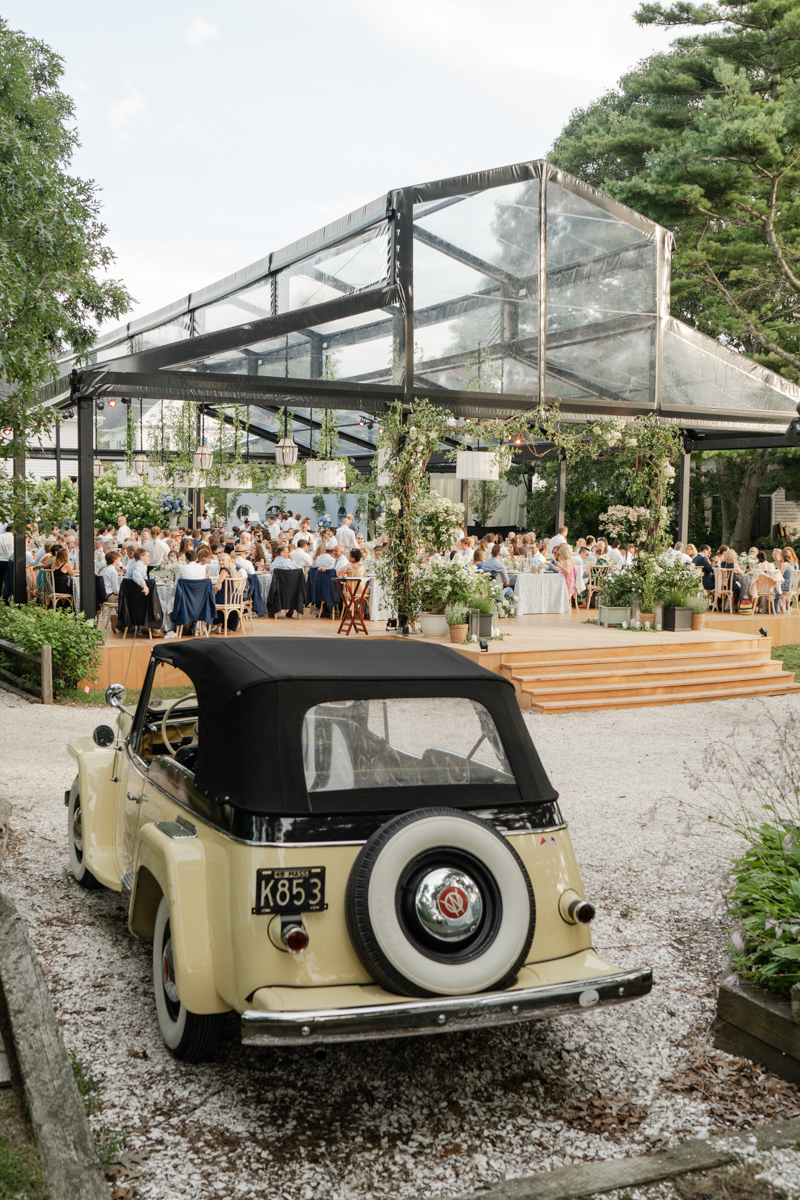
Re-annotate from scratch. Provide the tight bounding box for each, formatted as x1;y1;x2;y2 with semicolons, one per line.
240;966;652;1046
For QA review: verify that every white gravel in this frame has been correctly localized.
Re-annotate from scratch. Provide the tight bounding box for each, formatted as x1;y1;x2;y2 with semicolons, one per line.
1;687;799;1200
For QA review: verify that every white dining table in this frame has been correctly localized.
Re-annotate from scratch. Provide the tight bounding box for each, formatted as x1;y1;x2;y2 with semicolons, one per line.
513;572;570;615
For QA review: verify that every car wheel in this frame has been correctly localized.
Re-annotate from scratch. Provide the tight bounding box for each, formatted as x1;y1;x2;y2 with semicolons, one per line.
345;807;535;999
152;897;226;1062
67;784;102;890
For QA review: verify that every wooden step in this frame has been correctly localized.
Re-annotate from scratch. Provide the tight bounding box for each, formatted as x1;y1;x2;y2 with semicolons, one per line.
513;661;784;690
503;649;773;681
500;638;763;666
521;669;795;705
530;679;800;714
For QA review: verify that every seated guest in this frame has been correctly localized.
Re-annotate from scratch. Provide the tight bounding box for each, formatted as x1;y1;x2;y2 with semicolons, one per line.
177;550;207;581
720;549;743;609
101;551;121;596
128;548;151;595
456;537;474;563
251;542;267;572
549;542;577;599
212;553;241;632
270;546;299;571
234;544;255;575
51;547;75;604
693;544;716;593
291;539;313;568
343;549;365;578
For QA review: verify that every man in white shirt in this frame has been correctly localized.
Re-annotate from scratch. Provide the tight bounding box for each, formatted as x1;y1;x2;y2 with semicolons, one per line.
549;526;569;553
530;541;547;566
290;539;313;568
287;512;301;532
668;541;692;565
267;517;282;542
234;545;255;575
100;551;121;595
456;538;474;563
314;549;335;572
116;515;132;544
177;550;207;581
337;516;357;551
270;546;299;570
607;543;626;570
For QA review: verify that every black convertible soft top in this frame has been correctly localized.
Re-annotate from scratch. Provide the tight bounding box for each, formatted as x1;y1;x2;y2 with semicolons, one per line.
149;639;557;815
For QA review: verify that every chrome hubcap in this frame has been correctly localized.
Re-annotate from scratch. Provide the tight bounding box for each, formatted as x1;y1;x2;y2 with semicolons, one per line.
161;938;179;1003
414;868;483;942
72;808;82;854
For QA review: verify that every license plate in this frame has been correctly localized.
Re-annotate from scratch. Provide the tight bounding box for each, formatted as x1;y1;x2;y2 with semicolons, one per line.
253;867;327;915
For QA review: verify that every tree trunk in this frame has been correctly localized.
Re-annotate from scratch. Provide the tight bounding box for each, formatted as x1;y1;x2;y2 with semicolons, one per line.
720;494;736;544
733;452;769;548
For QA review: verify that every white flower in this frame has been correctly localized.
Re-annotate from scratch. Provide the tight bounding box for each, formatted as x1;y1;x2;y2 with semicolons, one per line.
390;497;402;513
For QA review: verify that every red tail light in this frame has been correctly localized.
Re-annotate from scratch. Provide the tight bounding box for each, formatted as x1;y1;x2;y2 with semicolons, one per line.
282;924;309;953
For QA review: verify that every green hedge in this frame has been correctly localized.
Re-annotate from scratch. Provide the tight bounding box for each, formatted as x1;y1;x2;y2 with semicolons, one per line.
0;605;104;698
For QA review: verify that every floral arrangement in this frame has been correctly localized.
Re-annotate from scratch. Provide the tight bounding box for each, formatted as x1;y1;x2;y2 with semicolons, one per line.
416;556;477;615
416;491;464;553
160;493;187;516
599;505;653;547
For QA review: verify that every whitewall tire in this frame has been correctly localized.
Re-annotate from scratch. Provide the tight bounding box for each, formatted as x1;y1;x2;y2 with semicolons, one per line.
67;781;102;890
152;897;227;1062
345;808;535;998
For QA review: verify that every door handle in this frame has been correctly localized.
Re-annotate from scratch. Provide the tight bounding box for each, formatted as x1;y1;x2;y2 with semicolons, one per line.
127;792;143;805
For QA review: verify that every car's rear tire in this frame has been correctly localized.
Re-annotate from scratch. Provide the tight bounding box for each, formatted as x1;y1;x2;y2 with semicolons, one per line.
345;807;536;999
67;783;103;890
152;897;226;1062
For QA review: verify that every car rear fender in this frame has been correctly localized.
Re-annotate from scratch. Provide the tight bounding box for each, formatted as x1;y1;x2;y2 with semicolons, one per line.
66;737;120;889
132;823;228;1014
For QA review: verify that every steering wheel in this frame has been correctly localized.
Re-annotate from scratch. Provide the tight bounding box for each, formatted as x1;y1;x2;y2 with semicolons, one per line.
160;692;199;757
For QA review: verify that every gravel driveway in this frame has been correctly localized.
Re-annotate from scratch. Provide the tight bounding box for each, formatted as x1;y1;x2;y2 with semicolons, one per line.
1;688;799;1200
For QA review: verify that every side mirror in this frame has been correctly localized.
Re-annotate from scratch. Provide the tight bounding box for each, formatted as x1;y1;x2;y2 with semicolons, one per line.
105;683;127;710
93;724;116;747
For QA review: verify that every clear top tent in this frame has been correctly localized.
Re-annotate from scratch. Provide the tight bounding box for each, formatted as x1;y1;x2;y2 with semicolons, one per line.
44;158;800;465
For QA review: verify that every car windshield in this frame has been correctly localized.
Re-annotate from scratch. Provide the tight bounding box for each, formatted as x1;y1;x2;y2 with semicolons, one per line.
301;698;515;792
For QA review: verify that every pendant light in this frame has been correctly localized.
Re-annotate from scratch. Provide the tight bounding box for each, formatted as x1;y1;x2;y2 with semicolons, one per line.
276;407;298;467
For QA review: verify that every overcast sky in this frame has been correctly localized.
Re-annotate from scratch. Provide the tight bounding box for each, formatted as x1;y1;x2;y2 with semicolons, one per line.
9;1;676;330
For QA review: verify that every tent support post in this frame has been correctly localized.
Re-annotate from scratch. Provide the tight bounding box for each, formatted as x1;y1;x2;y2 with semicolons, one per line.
678;451;691;545
12;445;26;603
77;397;96;620
555;457;566;534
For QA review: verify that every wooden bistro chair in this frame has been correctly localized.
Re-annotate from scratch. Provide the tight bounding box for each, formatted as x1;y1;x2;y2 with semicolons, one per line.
98;593;119;632
585;564;610;610
711;567;735;614
215;576;246;637
752;571;778;616
39;568;75;612
786;567;800;614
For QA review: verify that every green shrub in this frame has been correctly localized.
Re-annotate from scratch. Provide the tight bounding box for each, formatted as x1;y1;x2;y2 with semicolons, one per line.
0;605;104;697
445;603;468;626
728;823;800;997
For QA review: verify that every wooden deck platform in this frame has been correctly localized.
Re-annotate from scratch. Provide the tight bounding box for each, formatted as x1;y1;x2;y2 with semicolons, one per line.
84;610;800;713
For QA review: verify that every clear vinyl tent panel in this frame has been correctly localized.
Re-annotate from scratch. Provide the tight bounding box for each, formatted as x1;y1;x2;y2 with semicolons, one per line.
51;159;800;437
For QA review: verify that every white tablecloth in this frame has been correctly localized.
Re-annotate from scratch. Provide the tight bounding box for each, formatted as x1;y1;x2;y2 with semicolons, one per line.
513;572;569;615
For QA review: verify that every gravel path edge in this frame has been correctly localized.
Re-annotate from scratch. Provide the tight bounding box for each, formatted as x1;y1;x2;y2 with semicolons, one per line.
0;883;108;1200
426;1114;800;1200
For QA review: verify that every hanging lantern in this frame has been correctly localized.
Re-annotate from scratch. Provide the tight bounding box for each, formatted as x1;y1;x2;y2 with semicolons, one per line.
93;458;103;478
134;452;148;477
276;436;299;466
193;444;213;472
455;450;500;481
305;460;346;489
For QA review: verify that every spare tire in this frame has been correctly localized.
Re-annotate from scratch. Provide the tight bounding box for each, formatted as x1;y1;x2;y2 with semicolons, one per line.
345;807;535;998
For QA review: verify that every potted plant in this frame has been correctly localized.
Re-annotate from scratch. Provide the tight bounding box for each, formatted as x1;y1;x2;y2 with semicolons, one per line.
690;592;709;631
445;603;469;644
597;570;634;628
661;585;694;631
467;572;501;639
417;557;474;637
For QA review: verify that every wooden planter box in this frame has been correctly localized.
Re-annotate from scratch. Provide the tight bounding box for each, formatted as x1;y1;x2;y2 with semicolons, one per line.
713;979;800;1085
598;605;631;627
662;605;693;632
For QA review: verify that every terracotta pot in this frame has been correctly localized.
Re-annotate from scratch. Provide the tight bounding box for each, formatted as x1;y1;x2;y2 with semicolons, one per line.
448;623;469;644
691;613;706;631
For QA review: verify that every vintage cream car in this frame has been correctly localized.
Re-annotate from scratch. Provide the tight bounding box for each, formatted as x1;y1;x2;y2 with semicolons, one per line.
66;639;651;1061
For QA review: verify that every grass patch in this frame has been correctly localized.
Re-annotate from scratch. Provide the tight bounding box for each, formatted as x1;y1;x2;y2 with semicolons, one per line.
0;992;46;1199
772;643;800;679
70;1051;127;1168
59;685;190;707
70;1050;102;1116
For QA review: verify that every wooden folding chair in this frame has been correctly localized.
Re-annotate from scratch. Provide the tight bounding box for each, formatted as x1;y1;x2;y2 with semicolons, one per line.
335;577;371;636
98;593;119;631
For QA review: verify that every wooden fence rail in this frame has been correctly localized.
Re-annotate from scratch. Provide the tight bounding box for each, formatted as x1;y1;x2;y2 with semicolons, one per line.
0;639;53;704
